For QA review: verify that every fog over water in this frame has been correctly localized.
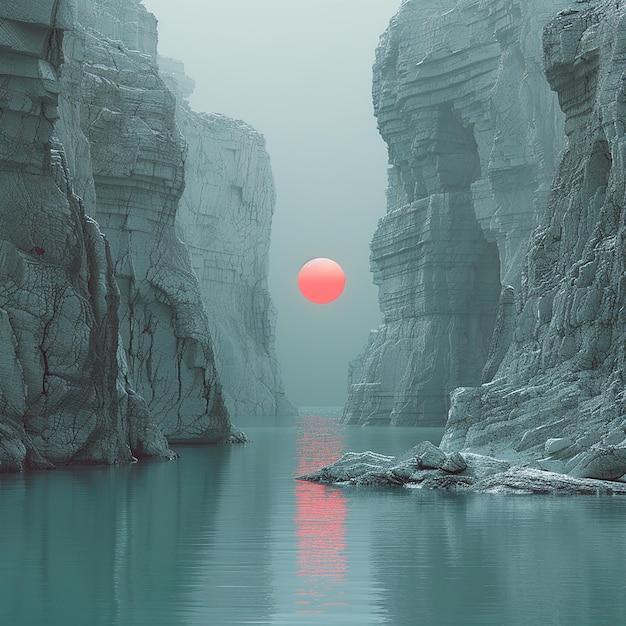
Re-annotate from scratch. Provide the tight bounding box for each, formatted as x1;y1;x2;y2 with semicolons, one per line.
140;0;401;406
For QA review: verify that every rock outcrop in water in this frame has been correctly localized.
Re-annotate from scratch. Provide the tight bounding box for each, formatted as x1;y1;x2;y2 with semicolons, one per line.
344;0;569;426
303;1;626;492
160;57;296;418
0;0;289;470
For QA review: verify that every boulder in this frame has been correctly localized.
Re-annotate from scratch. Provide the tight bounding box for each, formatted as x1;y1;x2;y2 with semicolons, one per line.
413;441;447;469
569;447;626;481
441;452;468;474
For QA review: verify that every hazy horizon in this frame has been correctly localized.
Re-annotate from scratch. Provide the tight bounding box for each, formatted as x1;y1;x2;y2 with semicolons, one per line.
141;0;400;406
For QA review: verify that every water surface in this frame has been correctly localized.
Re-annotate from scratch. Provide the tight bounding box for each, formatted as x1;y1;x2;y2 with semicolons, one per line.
1;408;625;625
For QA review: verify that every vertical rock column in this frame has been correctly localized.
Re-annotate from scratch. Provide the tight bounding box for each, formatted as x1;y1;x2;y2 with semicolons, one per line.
0;0;172;469
344;0;568;426
73;1;233;442
160;57;296;418
442;3;626;480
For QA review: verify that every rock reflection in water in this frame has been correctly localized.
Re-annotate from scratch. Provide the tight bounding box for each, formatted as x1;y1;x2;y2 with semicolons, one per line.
294;413;349;614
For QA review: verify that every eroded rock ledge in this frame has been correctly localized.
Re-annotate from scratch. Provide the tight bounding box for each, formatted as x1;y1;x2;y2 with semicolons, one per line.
298;445;626;495
440;0;626;481
344;0;570;426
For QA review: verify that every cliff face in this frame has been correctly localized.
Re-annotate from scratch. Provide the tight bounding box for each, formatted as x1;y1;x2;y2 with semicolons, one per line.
442;1;626;480
0;0;173;469
344;0;569;426
63;0;234;442
0;0;291;471
160;57;296;418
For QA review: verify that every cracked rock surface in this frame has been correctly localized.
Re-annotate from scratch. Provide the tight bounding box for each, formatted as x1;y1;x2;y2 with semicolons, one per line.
344;0;570;426
63;0;233;443
304;1;626;492
0;0;289;470
441;0;626;480
298;448;626;495
0;0;174;470
160;57;296;418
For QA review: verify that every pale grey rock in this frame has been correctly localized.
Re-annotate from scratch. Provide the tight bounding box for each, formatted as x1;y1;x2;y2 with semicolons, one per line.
298;447;626;494
159;57;296;418
301;450;397;484
344;0;570;426
389;458;419;481
567;447;626;481
413;440;447;469
57;0;236;443
440;451;467;474
471;468;626;495
536;458;566;473
517;419;568;452
545;437;575;457
304;0;626;493
461;453;511;480
2;0;290;470
440;1;626;480
0;0;174;469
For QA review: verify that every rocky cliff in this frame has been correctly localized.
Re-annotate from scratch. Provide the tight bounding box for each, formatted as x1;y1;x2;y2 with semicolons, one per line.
303;1;626;491
0;0;288;471
0;0;174;470
441;0;626;480
344;0;569;426
64;0;236;443
160;57;296;418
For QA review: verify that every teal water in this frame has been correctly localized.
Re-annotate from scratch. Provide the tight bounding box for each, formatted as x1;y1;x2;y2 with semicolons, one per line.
1;408;625;625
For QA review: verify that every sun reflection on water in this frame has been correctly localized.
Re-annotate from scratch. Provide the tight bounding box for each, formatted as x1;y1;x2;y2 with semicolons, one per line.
294;413;349;614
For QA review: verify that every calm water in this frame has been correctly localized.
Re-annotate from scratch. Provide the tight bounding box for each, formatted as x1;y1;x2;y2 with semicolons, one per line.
1;408;626;625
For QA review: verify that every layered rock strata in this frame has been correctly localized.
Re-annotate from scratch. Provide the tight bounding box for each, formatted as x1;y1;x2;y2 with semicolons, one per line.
441;0;626;480
62;1;234;442
344;0;569;426
0;0;174;470
160;57;296;418
0;0;296;470
305;1;626;489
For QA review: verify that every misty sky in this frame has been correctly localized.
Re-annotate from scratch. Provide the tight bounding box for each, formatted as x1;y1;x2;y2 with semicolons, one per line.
140;0;400;407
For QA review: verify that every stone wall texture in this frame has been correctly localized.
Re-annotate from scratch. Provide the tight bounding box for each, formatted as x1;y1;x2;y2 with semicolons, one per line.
160;57;296;418
442;1;626;481
344;0;570;426
0;0;290;470
0;0;174;469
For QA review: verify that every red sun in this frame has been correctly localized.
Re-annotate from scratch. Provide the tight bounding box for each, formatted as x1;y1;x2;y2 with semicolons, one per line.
298;258;346;304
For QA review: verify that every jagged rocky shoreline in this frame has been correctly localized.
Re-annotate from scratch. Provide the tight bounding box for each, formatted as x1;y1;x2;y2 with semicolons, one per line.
303;0;626;494
0;0;293;471
298;445;626;495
